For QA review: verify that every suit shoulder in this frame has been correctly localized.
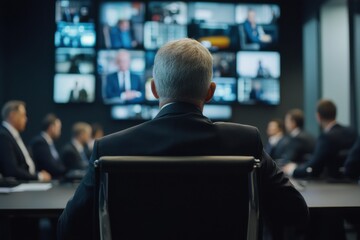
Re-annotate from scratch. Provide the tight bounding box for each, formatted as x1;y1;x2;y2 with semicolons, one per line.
214;122;260;135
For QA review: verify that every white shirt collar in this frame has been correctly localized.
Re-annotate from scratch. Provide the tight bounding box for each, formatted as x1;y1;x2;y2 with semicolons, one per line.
290;127;301;137
160;102;176;110
41;132;53;145
2;121;20;139
72;138;84;153
324;121;337;133
268;134;283;146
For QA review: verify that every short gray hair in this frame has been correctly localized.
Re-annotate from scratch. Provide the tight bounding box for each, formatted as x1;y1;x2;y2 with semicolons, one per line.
1;100;26;120
153;38;213;102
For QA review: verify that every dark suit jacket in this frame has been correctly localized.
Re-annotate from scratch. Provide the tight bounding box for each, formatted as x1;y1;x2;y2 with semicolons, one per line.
265;135;290;161
57;102;308;240
293;124;358;179
243;20;262;44
0;125;37;180
344;137;360;179
29;135;66;179
105;72;143;102
283;130;315;164
61;142;88;172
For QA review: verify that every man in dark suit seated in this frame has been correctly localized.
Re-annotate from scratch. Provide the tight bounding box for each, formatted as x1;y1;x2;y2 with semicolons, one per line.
344;136;360;179
243;9;272;45
104;49;144;103
283;100;358;179
29;114;66;179
282;109;315;165
61;122;91;172
0;100;51;181
57;38;308;240
265;118;289;162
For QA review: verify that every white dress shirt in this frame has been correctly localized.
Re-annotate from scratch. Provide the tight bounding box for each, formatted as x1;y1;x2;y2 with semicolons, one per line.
2;121;36;175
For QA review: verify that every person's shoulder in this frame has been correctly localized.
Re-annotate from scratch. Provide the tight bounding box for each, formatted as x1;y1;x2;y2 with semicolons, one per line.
29;134;45;146
107;72;118;79
0;126;12;140
214;121;259;133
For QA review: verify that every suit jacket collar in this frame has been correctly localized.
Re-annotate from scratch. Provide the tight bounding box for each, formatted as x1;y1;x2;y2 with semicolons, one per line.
154;102;204;119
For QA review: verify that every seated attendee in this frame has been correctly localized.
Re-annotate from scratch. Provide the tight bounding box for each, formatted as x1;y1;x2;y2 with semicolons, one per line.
344;136;360;179
61;122;91;172
0;100;51;181
283;100;358;179
243;9;272;45
29;114;66;179
58;38;308;240
265;118;289;162
86;123;104;158
283;109;315;164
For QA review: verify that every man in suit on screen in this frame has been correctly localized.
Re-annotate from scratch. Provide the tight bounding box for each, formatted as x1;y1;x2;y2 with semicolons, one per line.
104;49;144;103
58;38;308;240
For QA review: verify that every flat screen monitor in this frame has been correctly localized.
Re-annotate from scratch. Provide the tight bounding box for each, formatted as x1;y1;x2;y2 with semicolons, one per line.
54;0;281;116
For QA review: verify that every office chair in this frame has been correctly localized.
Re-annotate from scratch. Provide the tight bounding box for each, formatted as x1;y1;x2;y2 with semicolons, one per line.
94;156;260;240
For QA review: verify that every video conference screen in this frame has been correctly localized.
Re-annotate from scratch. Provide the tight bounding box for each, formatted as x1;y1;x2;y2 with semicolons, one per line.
54;1;281;118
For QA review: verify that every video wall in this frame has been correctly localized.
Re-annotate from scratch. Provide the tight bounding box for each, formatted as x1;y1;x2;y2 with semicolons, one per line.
54;1;281;119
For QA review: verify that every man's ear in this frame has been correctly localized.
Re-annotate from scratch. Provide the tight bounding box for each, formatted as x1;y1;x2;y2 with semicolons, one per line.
205;82;216;103
151;79;159;99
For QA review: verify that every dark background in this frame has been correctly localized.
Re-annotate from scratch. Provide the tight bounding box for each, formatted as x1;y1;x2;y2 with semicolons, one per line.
0;0;303;148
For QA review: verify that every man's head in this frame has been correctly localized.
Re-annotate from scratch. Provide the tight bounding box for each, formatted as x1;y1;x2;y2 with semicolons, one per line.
42;114;62;140
72;122;92;145
285;109;304;132
267;119;285;137
316;99;336;126
116;50;131;72
1;100;27;132
117;19;130;31
152;38;215;109
247;9;256;24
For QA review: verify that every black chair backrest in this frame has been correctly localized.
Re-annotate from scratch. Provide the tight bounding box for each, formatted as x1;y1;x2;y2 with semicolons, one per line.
95;156;260;240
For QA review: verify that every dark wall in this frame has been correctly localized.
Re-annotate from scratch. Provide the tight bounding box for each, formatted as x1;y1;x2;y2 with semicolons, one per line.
1;0;304;147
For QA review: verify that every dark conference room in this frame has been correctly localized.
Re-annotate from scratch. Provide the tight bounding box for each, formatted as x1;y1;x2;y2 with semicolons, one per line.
1;0;360;239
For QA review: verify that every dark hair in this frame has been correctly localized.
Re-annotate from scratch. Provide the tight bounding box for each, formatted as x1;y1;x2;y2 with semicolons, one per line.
41;114;59;131
287;109;304;129
317;99;336;121
270;118;285;133
1;100;26;120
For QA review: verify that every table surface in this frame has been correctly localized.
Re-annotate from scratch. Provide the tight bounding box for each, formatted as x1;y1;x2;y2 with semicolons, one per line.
298;180;360;209
0;180;360;215
0;182;77;216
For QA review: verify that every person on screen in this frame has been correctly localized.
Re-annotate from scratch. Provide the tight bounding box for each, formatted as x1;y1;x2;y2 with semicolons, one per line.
243;9;272;45
29;114;66;179
283;99;358;179
58;38;308;239
69;81;88;102
0;100;51;181
249;80;264;102
256;60;271;78
109;19;138;49
105;50;144;103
